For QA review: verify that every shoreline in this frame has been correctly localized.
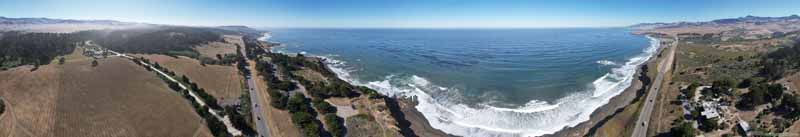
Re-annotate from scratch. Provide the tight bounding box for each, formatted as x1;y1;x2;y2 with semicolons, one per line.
545;35;666;137
264;31;663;137
543;63;651;137
393;63;650;137
392;36;662;137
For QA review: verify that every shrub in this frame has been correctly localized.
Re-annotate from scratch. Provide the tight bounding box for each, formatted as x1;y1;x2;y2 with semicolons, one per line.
324;113;345;137
312;99;336;114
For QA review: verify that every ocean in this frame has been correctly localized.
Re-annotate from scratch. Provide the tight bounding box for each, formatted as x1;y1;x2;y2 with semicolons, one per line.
265;28;659;136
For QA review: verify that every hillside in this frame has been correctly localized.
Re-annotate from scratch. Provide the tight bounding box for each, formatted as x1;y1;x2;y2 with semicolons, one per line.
626;15;800;137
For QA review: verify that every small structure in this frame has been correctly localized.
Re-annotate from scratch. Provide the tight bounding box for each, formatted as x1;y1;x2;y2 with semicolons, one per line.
700;101;720;119
82;41;110;59
737;120;750;136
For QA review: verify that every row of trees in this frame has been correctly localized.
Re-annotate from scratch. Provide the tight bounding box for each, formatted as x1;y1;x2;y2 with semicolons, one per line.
225;105;257;136
0;32;84;70
200;53;242;66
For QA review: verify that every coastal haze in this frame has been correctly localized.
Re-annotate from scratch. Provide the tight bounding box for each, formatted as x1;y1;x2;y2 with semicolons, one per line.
3;1;800;137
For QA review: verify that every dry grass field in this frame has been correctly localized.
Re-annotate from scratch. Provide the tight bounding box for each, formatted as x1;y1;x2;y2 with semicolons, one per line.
194;35;243;60
136;54;244;101
595;101;642;137
344;96;402;137
0;56;211;137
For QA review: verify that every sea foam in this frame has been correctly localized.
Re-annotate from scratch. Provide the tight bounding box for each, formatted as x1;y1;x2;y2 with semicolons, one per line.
265;34;662;137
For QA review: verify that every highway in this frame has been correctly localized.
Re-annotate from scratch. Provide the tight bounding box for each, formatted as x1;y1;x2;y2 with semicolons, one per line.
240;43;270;137
632;37;677;137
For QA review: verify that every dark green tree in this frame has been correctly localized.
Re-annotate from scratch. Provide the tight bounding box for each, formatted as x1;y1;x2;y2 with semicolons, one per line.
58;57;65;65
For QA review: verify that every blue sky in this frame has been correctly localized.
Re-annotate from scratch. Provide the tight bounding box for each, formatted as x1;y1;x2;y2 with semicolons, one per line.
2;0;800;28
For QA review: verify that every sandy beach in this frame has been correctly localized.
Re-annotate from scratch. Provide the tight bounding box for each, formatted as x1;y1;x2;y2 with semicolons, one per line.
391;69;648;137
544;65;650;137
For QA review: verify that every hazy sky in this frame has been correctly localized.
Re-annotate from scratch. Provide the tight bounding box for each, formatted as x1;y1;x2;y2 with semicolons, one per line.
2;0;800;28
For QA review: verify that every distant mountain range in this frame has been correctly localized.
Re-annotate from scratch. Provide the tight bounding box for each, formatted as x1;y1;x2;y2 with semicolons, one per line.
0;16;132;25
630;15;800;30
0;16;260;33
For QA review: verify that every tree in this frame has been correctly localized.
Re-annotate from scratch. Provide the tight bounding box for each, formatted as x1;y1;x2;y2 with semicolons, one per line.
0;32;83;69
777;94;800;119
58;57;65;65
738;83;770;110
312;99;336;114
268;89;288;109
181;75;190;84
669;121;696;137
699;117;720;132
288;93;308;112
711;79;736;95
0;98;5;115
91;60;99;67
738;78;752;88
324;113;345;137
766;84;785;101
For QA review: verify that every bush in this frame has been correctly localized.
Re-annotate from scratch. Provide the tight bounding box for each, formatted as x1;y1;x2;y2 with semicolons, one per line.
268;89;288;109
699;117;720;132
312;99;336;114
669;121;696;137
291;112;321;137
324;113;345;137
776;93;800;119
287;93;309;112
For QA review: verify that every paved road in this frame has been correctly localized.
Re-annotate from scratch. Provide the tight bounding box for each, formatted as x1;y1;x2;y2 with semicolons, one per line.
246;75;269;137
632;37;677;137
240;44;270;137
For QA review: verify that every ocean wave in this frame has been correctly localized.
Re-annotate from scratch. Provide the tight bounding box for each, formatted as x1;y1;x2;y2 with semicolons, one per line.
596;60;617;66
257;32;272;41
268;33;662;137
